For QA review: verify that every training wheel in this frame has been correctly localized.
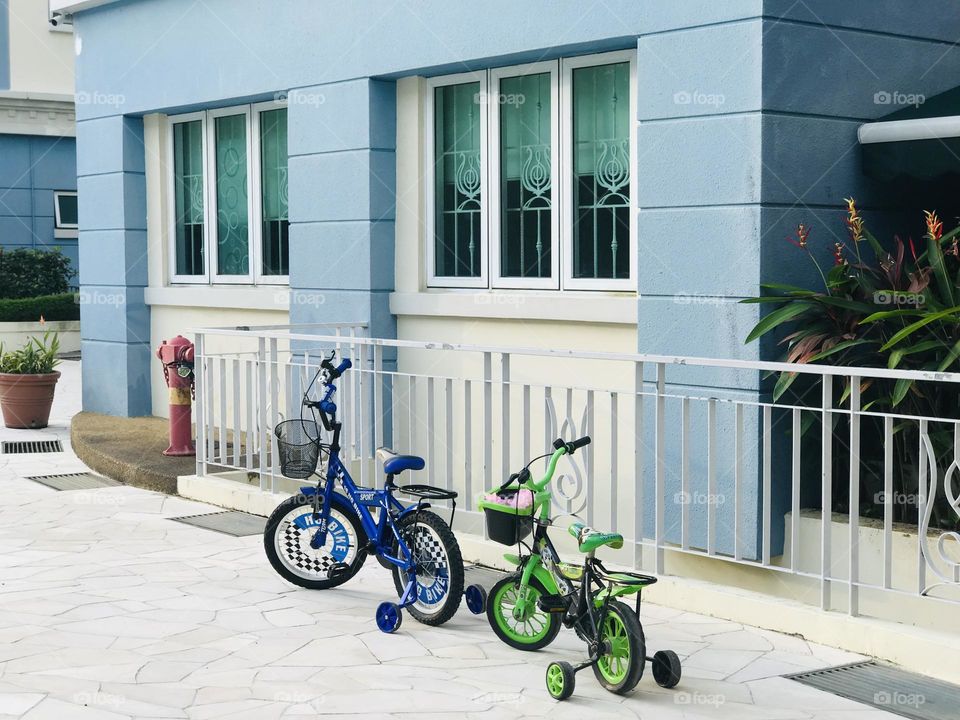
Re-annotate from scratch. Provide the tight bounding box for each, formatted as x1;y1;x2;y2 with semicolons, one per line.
465;584;487;614
652;649;682;688
546;661;575;701
375;601;403;633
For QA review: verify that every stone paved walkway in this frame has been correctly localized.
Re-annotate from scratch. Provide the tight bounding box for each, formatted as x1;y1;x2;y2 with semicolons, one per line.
0;361;902;718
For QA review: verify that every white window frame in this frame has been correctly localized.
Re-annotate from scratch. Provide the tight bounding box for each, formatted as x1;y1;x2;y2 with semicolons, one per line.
53;191;78;239
424;71;489;289
489;61;560;290
166;105;291;286
167;111;210;285
423;51;637;293
207;105;255;285
560;50;638;291
250;101;290;286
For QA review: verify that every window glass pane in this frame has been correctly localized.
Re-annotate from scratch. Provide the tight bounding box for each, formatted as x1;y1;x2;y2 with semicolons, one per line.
56;194;78;226
214;113;249;276
572;62;630;280
434;82;481;278
500;72;552;279
173;120;205;276
259;108;289;276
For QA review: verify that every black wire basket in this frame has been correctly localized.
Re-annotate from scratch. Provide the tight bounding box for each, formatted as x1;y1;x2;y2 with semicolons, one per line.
274;419;323;479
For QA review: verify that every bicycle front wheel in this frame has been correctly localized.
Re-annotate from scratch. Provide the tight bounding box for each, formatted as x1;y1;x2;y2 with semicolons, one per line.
391;510;464;626
593;600;645;694
487;574;561;651
264;493;366;589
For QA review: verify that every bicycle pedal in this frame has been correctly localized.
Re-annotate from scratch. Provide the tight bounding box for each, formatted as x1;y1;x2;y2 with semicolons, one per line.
537;594;571;614
326;562;351;579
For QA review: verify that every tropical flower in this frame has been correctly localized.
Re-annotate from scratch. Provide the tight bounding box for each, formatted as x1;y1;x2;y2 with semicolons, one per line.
845;197;864;243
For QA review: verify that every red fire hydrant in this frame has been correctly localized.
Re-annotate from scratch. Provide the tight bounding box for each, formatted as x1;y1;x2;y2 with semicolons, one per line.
157;335;195;456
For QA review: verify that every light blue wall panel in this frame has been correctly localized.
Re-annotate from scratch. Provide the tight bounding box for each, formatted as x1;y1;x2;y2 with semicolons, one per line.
78;229;148;286
81;339;152;417
289;221;394;292
0;135;77;268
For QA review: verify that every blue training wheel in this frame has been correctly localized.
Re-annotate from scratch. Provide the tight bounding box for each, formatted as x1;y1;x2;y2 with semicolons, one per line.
376;601;402;633
465;584;487;615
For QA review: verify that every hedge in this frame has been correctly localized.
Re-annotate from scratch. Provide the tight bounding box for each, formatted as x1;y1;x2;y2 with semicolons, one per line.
0;293;80;322
0;248;76;299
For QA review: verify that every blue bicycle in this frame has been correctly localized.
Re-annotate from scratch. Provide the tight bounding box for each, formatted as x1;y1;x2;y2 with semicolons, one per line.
263;351;464;632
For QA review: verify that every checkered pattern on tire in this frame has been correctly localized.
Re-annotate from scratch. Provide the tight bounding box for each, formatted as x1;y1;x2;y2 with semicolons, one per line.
408;523;449;606
282;522;337;576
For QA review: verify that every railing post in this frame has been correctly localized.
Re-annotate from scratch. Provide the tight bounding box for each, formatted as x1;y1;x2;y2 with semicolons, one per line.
707;398;717;556
501;353;510;482
918;419;928;597
483;352;492;484
734;402;744;561
634;361;644;569
681;397;690;551
821;374;833;610
849;375;861;616
194;332;206;478
655;362;665;575
257;337;269;492
762;404;772;566
790;408;801;572
269;337;279;493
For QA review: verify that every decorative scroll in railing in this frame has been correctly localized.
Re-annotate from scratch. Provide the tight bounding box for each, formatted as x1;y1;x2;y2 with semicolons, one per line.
192;326;960;621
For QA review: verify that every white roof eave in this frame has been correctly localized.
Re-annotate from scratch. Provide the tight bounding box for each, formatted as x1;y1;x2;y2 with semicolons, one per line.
49;0;119;14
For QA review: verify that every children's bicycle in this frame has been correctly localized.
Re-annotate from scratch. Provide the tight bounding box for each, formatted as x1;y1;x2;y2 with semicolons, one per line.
464;436;681;700
263;351;464;632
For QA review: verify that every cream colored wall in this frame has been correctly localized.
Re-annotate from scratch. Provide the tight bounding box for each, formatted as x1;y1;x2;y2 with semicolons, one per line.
391;76;640;532
7;0;75;96
142;115;288;418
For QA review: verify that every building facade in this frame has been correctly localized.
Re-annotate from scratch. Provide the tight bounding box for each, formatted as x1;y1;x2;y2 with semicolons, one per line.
0;0;78;270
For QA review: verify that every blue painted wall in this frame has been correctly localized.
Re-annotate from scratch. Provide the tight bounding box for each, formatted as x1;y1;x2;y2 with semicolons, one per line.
70;0;960;557
0;133;78;269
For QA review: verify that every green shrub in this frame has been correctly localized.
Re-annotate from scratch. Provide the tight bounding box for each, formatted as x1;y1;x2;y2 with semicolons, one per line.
0;248;76;299
0;332;60;374
0;293;79;322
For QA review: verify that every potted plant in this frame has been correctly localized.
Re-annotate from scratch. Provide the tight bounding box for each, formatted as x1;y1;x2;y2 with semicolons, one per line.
0;332;61;429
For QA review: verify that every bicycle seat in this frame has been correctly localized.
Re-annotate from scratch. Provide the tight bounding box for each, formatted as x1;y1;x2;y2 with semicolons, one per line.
568;521;623;553
376;447;425;475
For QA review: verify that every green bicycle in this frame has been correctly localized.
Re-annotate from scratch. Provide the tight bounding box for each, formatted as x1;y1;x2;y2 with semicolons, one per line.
464;436;681;701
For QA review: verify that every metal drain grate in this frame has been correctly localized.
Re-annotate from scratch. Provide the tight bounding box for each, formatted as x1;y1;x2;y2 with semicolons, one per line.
26;472;120;491
2;439;63;454
170;511;266;537
789;661;960;720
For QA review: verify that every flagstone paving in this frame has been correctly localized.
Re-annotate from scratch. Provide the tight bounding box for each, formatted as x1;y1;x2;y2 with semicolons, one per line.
0;362;902;718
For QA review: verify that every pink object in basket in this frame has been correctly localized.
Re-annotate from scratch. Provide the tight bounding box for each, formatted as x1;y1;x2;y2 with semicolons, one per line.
484;488;535;509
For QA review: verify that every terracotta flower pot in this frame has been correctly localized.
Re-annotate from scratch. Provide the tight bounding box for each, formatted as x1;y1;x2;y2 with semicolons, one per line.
0;371;61;429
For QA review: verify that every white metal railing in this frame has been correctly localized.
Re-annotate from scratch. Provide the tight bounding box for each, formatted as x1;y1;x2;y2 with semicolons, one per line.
192;324;960;621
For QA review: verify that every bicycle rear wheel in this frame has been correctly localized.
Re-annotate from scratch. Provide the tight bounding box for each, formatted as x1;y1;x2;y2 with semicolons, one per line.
390;510;464;625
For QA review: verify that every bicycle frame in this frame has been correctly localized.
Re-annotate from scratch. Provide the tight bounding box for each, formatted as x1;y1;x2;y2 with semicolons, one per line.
298;379;422;607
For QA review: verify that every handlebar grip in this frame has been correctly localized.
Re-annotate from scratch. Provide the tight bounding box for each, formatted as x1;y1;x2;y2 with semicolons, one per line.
569;436;591;451
335;358;352;374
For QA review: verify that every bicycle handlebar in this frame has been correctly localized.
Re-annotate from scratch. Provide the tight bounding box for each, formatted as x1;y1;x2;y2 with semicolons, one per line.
497;436;591;493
